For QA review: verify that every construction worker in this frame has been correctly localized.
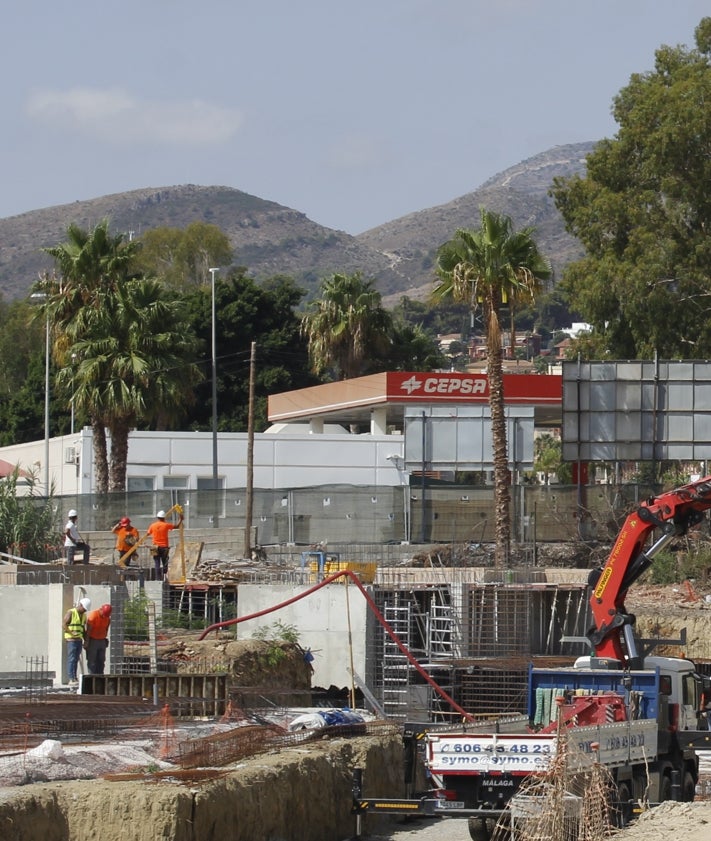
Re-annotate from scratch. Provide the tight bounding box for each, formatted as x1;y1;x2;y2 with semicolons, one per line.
63;597;90;686
85;604;112;675
64;509;90;565
147;509;183;581
111;516;140;565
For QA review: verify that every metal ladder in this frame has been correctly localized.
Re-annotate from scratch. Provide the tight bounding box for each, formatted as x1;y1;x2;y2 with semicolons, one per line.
381;603;413;720
428;596;454;659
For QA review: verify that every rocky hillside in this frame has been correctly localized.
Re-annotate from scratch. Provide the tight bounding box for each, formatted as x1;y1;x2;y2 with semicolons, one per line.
360;141;593;304
0;142;594;304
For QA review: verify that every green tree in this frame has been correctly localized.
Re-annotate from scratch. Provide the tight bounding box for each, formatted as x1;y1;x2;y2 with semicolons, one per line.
534;434;562;484
41;220;201;493
41;219;143;493
381;321;446;372
56;278;201;491
135;221;233;287
0;298;54;445
183;271;315;432
301;273;393;380
392;295;473;338
434;208;551;567
551;18;711;359
0;298;41;398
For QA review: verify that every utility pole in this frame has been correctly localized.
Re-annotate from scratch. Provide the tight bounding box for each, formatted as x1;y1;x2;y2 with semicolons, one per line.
244;341;256;559
209;267;220;528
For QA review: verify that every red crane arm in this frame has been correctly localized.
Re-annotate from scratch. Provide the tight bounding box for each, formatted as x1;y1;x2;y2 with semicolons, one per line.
587;475;711;665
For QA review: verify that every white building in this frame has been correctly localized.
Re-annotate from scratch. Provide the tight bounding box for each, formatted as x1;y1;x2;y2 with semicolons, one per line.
0;426;405;498
0;371;561;499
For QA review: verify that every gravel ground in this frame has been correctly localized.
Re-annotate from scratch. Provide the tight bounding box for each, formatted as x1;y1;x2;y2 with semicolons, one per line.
342;815;472;840
343;801;711;841
342;749;711;841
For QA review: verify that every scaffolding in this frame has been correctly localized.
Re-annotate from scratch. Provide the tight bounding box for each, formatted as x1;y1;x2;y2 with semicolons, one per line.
371;578;590;720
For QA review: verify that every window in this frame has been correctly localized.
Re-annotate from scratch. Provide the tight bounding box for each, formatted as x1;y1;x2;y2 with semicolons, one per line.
127;477;154;493
163;476;189;490
163;477;189;517
197;476;225;519
682;673;699;709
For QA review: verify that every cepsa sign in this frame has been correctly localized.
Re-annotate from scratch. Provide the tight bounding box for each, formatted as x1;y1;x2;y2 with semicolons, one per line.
387;372;488;401
386;372;562;405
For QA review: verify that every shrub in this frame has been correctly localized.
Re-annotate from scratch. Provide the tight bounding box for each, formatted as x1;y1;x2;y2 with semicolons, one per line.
252;621;301;668
0;469;58;562
124;592;151;640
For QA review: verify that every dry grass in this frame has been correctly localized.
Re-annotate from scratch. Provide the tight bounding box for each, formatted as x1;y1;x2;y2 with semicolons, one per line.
491;722;616;841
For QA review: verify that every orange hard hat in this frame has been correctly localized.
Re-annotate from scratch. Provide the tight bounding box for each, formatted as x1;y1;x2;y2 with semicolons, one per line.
99;604;112;617
120;517;130;526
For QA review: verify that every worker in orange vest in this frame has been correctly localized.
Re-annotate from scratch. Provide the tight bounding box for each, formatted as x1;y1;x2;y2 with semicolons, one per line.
111;516;140;565
147;509;183;581
85;604;112;675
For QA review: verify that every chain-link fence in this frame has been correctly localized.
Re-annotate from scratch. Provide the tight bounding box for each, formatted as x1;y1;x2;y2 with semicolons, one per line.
44;482;663;551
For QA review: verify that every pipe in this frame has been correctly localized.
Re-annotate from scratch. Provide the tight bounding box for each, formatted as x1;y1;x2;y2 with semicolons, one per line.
199;568;474;722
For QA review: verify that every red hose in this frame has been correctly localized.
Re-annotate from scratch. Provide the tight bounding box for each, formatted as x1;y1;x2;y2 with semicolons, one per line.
199;569;474;722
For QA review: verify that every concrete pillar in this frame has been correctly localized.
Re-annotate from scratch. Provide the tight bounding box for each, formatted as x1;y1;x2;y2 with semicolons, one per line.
370;407;387;435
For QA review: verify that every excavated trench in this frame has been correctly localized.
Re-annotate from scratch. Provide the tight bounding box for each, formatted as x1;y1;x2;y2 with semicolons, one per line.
0;639;404;841
0;731;404;841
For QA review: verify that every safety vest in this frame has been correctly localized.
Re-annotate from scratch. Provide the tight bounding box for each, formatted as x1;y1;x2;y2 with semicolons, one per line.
86;610;111;640
64;608;87;640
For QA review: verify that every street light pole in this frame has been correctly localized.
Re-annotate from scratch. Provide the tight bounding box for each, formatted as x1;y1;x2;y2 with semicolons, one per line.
31;291;51;495
70;352;77;435
209;267;220;526
43;309;50;494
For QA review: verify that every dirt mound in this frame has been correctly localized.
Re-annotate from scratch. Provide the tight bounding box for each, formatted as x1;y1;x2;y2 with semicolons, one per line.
125;633;313;690
612;800;711;841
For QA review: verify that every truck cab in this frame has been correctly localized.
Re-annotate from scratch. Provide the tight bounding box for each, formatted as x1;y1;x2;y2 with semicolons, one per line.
573;654;707;734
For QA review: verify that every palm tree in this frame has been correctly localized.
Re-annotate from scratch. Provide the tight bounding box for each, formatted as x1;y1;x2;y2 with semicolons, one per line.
40;220;143;492
56;278;202;492
434;208;551;567
41;220;201;493
301;273;392;379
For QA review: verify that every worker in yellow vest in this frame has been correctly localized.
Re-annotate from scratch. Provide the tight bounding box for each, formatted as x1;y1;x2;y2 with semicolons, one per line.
62;597;90;686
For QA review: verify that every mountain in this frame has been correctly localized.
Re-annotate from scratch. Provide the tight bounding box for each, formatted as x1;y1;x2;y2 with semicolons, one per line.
0;142;593;304
358;141;594;305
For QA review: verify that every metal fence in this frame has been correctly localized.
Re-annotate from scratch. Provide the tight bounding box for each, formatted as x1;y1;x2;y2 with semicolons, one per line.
46;482;658;549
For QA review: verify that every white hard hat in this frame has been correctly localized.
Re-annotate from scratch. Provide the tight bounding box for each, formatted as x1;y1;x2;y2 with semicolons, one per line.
68;509;78;518
156;510;166;518
79;598;91;611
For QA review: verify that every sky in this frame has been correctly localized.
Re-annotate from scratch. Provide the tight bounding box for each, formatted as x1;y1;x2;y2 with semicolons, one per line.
1;1;708;236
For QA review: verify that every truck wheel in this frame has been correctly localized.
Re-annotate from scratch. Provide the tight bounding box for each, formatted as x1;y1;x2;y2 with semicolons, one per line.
613;781;633;828
468;817;494;841
682;771;696;802
659;774;672;804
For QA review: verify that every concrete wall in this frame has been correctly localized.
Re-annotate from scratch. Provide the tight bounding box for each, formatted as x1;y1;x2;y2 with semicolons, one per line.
0;574;368;691
0;583;114;685
235;583;369;690
81;526;255;560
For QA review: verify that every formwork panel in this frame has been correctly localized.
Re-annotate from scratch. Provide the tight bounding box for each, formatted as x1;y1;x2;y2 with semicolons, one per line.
82;673;228;716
